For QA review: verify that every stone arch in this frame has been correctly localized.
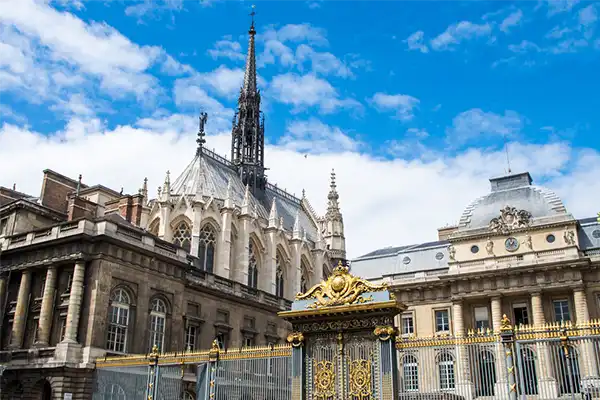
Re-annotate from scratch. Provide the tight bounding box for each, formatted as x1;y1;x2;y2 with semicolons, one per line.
171;215;192;252
275;247;288;298
198;221;218;273
30;378;53;400
247;235;262;289
249;230;267;253
148;218;160;236
148;293;172;315
109;283;136;306
170;213;192;230
200;216;221;233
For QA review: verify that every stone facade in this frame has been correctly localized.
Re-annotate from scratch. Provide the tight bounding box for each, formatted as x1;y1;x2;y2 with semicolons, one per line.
0;18;346;399
352;171;600;399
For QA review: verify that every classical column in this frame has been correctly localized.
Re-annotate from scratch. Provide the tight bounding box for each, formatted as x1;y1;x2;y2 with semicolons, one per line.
531;291;558;399
452;300;473;400
35;266;57;347
573;287;599;378
62;261;85;343
9;270;31;349
491;296;508;398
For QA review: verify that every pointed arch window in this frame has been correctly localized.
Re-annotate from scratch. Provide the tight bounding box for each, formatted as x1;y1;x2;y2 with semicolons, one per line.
106;288;130;353
248;241;258;289
148;298;167;352
198;224;216;273
173;221;191;252
300;259;309;294
276;253;284;298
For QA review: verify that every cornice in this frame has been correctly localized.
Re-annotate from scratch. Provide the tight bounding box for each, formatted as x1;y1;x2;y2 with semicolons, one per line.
449;220;578;243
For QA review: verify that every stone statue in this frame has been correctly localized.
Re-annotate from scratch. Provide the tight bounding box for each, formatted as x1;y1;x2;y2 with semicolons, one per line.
564;230;575;245
448;245;456;261
486;238;494;255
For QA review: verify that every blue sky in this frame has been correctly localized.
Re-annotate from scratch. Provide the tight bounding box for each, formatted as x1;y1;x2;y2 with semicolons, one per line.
1;0;599;257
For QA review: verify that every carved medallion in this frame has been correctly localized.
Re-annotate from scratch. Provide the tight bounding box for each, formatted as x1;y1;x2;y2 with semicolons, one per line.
488;206;532;235
295;261;387;309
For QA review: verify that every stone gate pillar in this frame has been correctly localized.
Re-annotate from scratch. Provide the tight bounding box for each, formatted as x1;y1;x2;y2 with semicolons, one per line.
279;261;405;400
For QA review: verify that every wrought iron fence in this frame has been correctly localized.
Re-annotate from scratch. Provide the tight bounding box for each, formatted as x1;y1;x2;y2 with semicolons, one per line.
93;343;292;400
395;319;600;400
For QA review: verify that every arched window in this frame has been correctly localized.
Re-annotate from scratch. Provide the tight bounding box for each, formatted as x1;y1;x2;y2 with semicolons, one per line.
402;354;419;392
437;352;455;390
173;221;191;252
198;224;216;273
519;347;538;395
148;298;167;352
475;350;496;397
300;258;309;293
105;383;126;400
247;241;258;289
183;392;194;400
276;253;284;298
107;288;130;353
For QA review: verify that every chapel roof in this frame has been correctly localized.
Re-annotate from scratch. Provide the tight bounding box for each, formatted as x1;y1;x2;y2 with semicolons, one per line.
168;147;319;241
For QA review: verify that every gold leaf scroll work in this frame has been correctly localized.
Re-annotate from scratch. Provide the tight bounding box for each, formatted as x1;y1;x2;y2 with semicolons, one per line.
314;360;335;400
296;261;386;309
349;359;373;400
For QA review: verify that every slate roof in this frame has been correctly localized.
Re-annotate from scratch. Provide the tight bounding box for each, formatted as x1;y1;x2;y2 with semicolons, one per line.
169;148;319;241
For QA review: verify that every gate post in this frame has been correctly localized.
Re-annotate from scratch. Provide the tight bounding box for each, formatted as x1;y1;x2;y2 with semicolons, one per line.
287;332;305;400
206;339;220;400
374;326;398;400
500;315;518;400
146;345;159;400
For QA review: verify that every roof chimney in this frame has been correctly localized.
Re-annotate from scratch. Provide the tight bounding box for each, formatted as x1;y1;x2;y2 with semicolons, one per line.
489;172;532;192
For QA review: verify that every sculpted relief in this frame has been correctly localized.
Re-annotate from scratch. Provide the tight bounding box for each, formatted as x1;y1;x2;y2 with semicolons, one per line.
488;206;532;235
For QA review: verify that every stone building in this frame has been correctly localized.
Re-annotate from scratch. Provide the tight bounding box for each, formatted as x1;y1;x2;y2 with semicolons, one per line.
0;18;344;399
352;171;600;399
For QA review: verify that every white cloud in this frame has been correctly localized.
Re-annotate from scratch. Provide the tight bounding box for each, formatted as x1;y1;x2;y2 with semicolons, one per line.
447;109;523;143
543;0;581;16
0;0;165;100
207;38;245;61
125;0;183;18
405;31;429;53
295;44;354;78
508;40;542;54
279;119;360;153
369;93;420;121
269;73;361;114
2;118;598;259
500;9;524;32
430;21;493;51
261;23;328;46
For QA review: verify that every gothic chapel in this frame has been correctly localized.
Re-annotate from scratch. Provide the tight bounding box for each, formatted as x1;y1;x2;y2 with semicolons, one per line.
144;17;345;298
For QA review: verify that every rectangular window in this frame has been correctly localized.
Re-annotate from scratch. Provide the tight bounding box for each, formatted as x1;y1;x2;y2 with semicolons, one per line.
65;272;73;294
435;310;450;333
244;336;254;347
513;303;530;327
60;318;67;341
553;299;571;322
0;218;7;236
474;306;490;330
185;325;197;351
216;332;226;350
401;313;414;336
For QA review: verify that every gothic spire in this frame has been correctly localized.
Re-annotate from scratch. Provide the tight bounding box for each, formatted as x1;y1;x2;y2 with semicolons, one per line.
268;198;279;228
141;177;148;199
326;169;341;220
242;5;257;96
231;5;266;199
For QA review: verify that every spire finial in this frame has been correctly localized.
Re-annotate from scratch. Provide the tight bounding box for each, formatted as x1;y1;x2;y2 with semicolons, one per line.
250;4;256;32
12;183;16;191
141;177;148;199
197;112;207;156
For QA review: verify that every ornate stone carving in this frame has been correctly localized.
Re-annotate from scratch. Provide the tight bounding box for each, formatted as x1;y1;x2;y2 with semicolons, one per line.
447;245;456;261
522;234;533;250
486;238;494;255
286;332;305;347
488;206;532;235
563;229;575;245
295;261;386;309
